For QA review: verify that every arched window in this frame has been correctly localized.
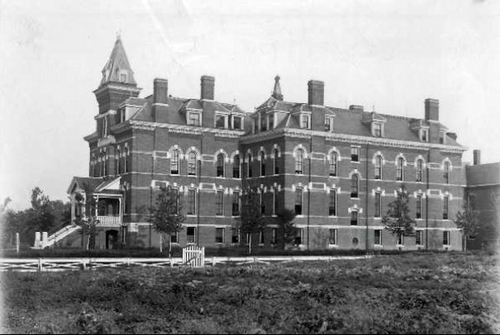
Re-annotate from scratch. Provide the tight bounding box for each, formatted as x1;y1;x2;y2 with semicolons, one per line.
233;155;240;178
247;153;253;178
329;151;338;177
216;153;225;177
124;147;129;173
260;152;266;176
443;161;450;184
115;149;121;174
102;150;108;176
416;159;424;182
351;174;359;198
187;151;197;176
170;149;180;175
374;155;382;180
396;157;405;181
295;149;304;174
273;149;279;175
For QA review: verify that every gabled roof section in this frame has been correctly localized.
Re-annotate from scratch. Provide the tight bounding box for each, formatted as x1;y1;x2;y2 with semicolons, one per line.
67;177;104;194
99;36;137;88
95;176;121;192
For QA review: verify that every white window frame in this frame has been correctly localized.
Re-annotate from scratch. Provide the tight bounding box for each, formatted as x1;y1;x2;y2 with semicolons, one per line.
187;111;202;126
300;113;311;129
329;229;338;246
374;229;382;246
215;112;228;129
325;115;334;132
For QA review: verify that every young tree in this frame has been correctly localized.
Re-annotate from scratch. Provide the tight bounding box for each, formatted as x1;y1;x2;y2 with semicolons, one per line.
237;181;266;254
454;200;480;251
381;185;416;244
74;185;100;250
275;208;297;250
149;185;186;258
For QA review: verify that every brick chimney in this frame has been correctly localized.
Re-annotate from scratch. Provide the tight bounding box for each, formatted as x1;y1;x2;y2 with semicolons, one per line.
201;75;215;100
473;150;481;165
425;98;439;121
308;80;324;106
153;78;168;104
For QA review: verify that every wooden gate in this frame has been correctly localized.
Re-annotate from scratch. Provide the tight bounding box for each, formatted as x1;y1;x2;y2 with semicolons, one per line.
182;245;205;267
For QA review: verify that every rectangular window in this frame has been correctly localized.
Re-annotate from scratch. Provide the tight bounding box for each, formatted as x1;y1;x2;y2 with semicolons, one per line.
233;116;242;130
187;227;195;244
187;189;196;215
268;113;274;130
373;123;382;137
260;192;265;215
272;191;277;215
374;229;382;245
259;230;264;245
260;114;267;131
350;211;358;225
443;196;449;220
231;228;240;243
271;228;278;245
232;191;240;216
375;192;381;218
443;231;450;246
325;115;334;132
421;129;429;142
215;114;226;128
295;228;304;245
295;188;303;215
329;229;338;245
187;112;201;126
170;232;179;244
300;114;310;129
416;230;423;246
329;189;337;216
351;147;359;162
216;190;224;216
416;195;422;219
215;228;225;243
397;234;404;245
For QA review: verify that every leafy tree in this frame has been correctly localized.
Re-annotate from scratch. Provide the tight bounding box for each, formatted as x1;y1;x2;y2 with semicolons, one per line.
237;180;266;254
275;208;297;250
454;200;480;251
149;185;185;258
74;185;101;250
381;185;416;244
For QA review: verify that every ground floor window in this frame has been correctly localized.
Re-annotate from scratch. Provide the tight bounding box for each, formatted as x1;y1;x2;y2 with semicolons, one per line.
187;227;196;244
374;229;382;246
215;228;225;243
271;228;278;245
295;228;304;245
170;232;179;244
397;234;404;246
231;228;240;243
329;229;338;245
259;230;264;245
350;211;358;225
443;231;450;246
416;230;423;246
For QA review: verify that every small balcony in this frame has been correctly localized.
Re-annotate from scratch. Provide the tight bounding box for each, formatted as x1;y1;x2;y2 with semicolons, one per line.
96;215;122;227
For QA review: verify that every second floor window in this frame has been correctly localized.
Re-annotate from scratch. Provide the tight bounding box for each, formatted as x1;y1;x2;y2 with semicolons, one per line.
170;149;180;175
247;153;253;178
115;149;121;174
232;191;240;216
351;174;359;198
329;189;337;216
374;192;381;217
216;154;225;177
187;152;197;176
216;190;224;216
260;152;266;176
443;196;449;220
443;161;450;184
329;152;338;176
273;149;279;174
396;157;404;181
295;149;304;174
416;194;422;219
374;155;382;180
187;189;196;215
295;188;303;215
416;159;423;182
124;147;129;173
233;155;240;178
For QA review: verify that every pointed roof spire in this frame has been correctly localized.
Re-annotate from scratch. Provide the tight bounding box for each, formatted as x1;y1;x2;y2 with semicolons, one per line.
272;75;283;101
99;36;137;88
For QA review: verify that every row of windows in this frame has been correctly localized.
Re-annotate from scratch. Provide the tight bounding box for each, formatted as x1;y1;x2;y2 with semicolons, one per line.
159;186;450;221
168;227;452;247
91;147;130;177
186;111;244;130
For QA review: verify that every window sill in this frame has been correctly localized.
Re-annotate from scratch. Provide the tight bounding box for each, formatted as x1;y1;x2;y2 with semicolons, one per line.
374;244;383;248
328;244;339;248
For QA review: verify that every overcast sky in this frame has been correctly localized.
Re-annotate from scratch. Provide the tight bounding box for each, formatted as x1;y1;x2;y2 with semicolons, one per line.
1;0;499;211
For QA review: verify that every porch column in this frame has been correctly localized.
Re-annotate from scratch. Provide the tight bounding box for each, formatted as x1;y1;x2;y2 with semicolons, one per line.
95;195;99;217
119;197;123;221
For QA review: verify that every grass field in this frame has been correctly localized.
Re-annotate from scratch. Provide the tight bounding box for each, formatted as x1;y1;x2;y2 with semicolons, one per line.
2;251;499;334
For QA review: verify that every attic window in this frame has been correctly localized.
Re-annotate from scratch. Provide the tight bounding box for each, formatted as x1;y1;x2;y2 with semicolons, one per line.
439;132;446;144
233;116;242;130
325;115;334;132
373;123;383;137
420;129;429;142
187;111;201;126
120;73;127;83
215;113;228;129
300;114;311;129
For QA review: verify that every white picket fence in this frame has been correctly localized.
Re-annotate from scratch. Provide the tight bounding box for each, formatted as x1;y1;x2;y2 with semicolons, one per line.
0;255;372;272
182;245;205;267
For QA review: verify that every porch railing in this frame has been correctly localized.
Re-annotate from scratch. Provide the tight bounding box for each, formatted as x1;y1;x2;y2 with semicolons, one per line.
96;216;122;227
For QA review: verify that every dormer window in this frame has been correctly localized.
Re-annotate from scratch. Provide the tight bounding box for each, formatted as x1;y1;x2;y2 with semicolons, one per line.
260;113;267;131
325;115;334;132
232;116;243;130
439;131;446;144
120;73;127;83
300;114;311;129
187;111;201;126
373;123;383;137
268;113;274;130
215;113;228;129
420;128;429;142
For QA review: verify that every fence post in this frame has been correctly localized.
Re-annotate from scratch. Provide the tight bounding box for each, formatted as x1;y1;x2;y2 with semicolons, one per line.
16;233;19;254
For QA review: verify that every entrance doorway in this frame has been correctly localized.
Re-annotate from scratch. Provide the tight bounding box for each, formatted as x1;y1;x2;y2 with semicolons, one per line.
106;230;119;249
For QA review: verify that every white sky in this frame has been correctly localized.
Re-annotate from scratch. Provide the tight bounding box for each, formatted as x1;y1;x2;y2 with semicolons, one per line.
1;0;499;211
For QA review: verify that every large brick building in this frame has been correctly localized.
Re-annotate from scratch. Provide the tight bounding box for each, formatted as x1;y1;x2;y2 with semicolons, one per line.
66;37;467;251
